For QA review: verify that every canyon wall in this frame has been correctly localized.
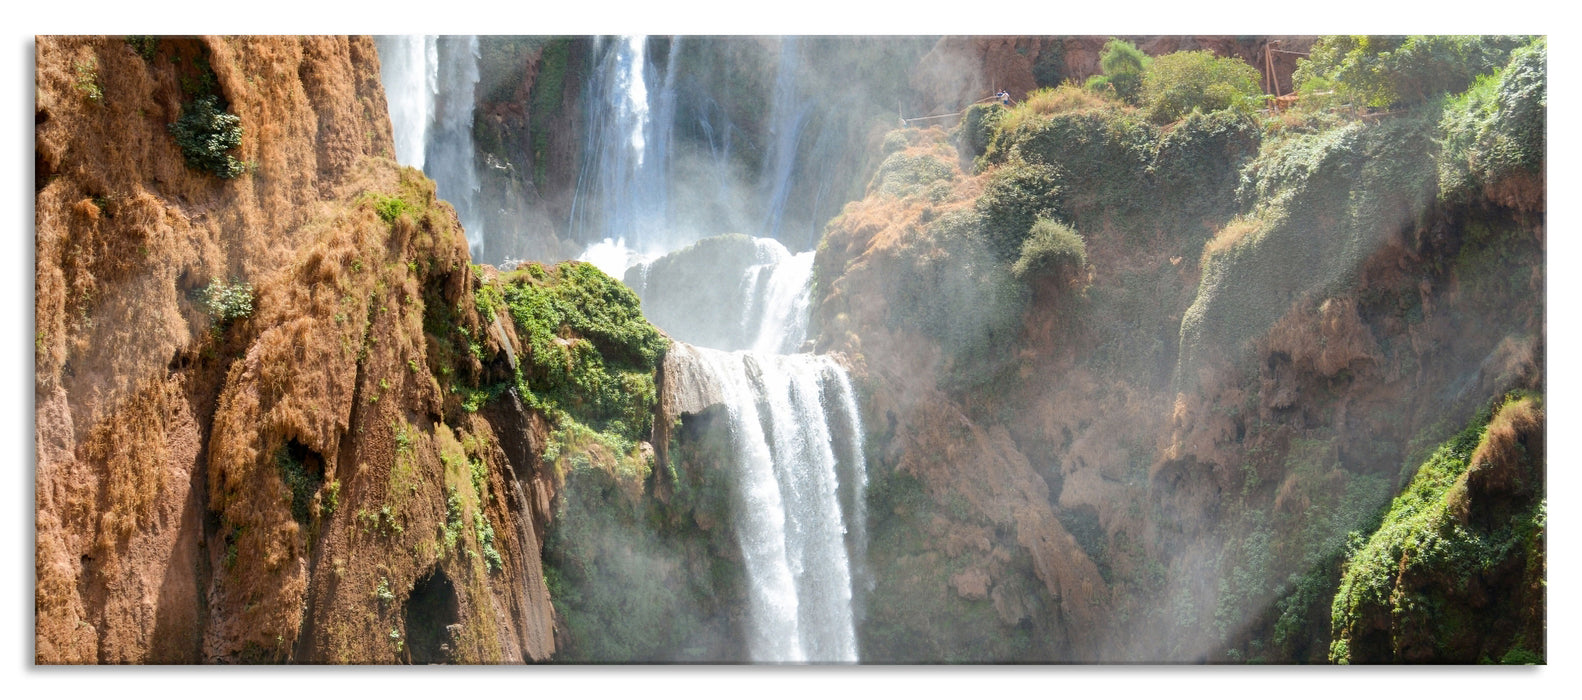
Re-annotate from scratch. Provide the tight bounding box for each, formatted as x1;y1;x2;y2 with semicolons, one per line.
35;35;553;663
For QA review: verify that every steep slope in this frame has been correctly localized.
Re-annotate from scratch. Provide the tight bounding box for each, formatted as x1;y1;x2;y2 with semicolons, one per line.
35;35;553;663
811;39;1543;662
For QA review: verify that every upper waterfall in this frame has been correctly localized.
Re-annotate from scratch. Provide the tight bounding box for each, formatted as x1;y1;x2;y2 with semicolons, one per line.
375;35;484;254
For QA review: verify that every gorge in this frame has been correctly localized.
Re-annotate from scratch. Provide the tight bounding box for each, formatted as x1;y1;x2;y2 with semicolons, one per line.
33;33;1546;665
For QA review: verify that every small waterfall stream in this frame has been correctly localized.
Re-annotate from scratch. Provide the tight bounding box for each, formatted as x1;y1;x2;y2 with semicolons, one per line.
375;35;484;254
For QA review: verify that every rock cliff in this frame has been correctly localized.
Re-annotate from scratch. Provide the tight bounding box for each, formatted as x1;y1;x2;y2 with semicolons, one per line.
35;35;553;663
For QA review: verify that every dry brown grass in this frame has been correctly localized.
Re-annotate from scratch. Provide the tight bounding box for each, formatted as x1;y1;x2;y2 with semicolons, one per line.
1200;215;1263;264
997;84;1119;134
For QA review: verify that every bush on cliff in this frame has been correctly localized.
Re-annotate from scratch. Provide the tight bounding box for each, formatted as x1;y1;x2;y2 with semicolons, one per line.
169;95;246;179
502;261;668;442
1098;39;1150;103
959;102;1003;161
1012;218;1087;284
1139;50;1263;125
974;159;1065;264
1437;38;1546;204
1329;394;1545;663
1293;35;1530;110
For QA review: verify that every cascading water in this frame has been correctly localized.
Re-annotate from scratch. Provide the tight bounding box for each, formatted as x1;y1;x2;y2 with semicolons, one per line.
760;37;813;242
570;36;682;257
375;35;484;254
738;238;814;355
376;35;436;170
693;349;867;663
566;35;869;662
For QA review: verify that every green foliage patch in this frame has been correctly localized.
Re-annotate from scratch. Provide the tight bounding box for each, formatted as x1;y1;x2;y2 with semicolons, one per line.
1329;395;1545;663
1139;50;1262;124
1011;217;1087;283
169;95;245;179
199;279;255;326
1098;39;1150;103
1437;38;1546;202
1294;35;1530;110
502;261;667;442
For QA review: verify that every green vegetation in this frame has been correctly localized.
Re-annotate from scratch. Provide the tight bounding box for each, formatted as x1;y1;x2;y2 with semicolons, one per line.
529;38;571;188
1437;38;1546;203
959;103;1003;160
169;95;245;179
199;279;255;326
1094;39;1150;102
125;36;158;61
1329;394;1545;663
874;150;956;198
1011;217;1086;283
73;59;102;103
1032;41;1065;88
502;261;667;442
275;443;323;526
367;192;412;224
1139;50;1262;124
1294;35;1530;109
974;159;1064;263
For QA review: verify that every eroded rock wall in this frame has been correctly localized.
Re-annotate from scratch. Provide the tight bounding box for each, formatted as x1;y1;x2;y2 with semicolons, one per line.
35;35;553;664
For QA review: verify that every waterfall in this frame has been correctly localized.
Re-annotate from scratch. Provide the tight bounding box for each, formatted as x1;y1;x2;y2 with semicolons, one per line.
761;37;813;241
376;35;436;170
738;238;814;355
570;36;683;255
375;35;484;253
563;36;868;663
693;349;866;663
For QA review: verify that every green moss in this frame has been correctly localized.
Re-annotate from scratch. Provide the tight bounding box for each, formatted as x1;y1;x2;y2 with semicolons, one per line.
501;261;666;442
1329;394;1545;663
1437;38;1546;202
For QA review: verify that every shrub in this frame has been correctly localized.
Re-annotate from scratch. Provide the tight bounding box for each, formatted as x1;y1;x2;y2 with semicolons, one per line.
974;159;1063;263
368;192;412;224
169;95;245;179
959;102;1003;160
1294;35;1530;109
125;36;158;61
1012;218;1086;282
1437;38;1546;202
1099;39;1150;103
73;59;103;103
200;279;254;325
1140;50;1263;124
875;151;955;197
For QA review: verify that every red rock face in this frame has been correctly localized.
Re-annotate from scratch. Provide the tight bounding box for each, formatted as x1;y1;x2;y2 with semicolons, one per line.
35;35;553;664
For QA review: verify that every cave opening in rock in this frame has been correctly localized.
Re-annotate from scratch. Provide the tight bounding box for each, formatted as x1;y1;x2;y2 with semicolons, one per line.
403;568;461;664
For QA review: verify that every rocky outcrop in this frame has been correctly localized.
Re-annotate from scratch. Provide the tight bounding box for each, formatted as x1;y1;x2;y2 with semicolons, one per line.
35;35;553;664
